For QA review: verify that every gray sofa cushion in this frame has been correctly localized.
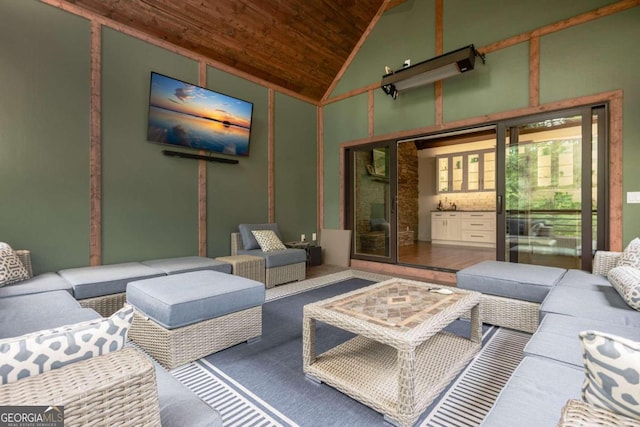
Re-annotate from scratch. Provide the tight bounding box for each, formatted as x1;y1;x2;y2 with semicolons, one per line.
238;223;282;250
238;248;306;268
540;285;640;326
142;256;232;275
556;269;612;292
59;262;165;299
456;260;566;303
525;314;640;367
480;356;583;427
152;357;222;426
127;270;265;329
0;291;101;339
0;272;72;299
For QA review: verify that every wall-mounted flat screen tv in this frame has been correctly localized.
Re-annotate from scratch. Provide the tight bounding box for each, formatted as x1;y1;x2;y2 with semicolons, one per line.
147;72;253;156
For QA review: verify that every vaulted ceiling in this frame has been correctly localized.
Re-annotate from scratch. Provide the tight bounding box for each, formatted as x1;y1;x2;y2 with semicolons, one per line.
61;0;403;101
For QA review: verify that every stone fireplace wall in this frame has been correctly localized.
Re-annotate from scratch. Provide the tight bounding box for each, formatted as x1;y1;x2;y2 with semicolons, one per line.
398;142;418;245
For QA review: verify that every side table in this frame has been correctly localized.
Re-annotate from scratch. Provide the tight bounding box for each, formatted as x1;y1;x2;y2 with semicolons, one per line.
284;242;322;267
215;255;265;284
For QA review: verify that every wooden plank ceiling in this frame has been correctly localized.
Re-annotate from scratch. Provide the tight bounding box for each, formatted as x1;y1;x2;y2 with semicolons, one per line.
61;0;391;101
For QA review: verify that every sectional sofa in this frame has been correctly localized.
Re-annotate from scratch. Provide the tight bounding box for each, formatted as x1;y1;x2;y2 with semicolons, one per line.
0;249;226;426
462;246;640;426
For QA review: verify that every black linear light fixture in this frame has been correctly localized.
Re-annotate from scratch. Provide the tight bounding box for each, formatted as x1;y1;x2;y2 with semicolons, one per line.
381;44;485;99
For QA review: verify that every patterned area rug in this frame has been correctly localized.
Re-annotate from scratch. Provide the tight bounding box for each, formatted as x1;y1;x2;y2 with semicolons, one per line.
171;270;530;426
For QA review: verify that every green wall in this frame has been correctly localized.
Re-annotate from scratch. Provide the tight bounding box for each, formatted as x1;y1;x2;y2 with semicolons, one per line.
0;1;90;273
0;1;318;273
323;0;640;245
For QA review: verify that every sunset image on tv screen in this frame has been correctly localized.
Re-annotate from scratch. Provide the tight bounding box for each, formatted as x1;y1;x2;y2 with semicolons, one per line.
147;72;254;156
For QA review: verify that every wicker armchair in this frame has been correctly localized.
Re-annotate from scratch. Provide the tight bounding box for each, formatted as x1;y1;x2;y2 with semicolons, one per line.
557;399;640;427
0;347;161;426
14;249;33;278
231;232;305;288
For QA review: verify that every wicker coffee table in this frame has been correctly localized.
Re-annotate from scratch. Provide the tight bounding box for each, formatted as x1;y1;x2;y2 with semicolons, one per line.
303;278;482;427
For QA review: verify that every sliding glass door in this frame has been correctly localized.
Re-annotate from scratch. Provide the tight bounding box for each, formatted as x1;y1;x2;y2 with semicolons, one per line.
497;107;607;271
346;144;397;263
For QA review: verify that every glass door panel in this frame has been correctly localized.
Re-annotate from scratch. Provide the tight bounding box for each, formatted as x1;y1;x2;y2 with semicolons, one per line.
502;113;595;270
351;146;396;262
483;151;496;190
452;155;464;191
467;153;480;191
437;156;449;192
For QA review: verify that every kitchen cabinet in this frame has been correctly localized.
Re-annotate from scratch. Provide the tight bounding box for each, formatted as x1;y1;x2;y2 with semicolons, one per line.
431;211;495;247
436;149;495;193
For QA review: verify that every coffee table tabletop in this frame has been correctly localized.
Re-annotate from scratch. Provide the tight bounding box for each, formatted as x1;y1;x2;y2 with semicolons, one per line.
303;278;481;427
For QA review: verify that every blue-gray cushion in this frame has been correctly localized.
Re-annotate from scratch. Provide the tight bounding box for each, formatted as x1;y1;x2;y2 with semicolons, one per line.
0;291;100;339
238;223;282;250
540;285;640;326
480;357;583;427
555;269;612;292
142;256;232;275
525;314;640;367
238;248;306;268
127;270;265;329
59;262;165;299
0;272;73;299
456;261;566;303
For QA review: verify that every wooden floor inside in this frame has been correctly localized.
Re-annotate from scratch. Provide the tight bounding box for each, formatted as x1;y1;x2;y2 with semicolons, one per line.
399;241;495;271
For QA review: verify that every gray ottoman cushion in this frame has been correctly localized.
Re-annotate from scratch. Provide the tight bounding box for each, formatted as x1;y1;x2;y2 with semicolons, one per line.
525;314;640;367
540;285;640;326
59;262;165;299
556;269;612;292
0;272;72;299
0;291;100;339
127;270;265;329
480;357;583;427
238;248;306;268
142;256;232;275
456;261;566;303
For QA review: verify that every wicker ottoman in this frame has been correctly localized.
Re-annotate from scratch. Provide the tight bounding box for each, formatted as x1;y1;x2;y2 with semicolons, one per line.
215;255;265;284
456;261;566;333
127;270;265;369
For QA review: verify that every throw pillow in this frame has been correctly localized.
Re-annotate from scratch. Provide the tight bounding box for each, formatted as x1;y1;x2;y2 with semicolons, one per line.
580;330;640;420
609;266;640;311
618;238;640;270
0;304;134;385
239;223;281;250
0;243;30;287
251;230;286;252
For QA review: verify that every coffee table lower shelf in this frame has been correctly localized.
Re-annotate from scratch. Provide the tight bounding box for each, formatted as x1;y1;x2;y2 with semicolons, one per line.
304;331;480;427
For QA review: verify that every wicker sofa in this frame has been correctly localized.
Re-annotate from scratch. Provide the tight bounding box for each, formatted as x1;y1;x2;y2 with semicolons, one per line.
0;250;223;426
476;249;640;426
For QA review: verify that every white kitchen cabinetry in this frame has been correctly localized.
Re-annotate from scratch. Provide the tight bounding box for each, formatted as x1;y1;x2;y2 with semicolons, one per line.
431;211;495;248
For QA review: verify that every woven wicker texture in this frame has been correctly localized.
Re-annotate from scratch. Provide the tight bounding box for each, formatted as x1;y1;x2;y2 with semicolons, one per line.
79;292;126;317
0;347;161;426
303;278;481;427
557;399;640;427
14;249;33;278
477;294;540;333
593;251;622;276
129;306;262;369
215;255;265;284
232;232;305;288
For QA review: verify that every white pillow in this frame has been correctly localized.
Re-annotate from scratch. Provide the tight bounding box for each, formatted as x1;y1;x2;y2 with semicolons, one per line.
580;330;640;420
618;238;640;270
251;230;286;252
0;304;134;385
609;266;640;311
0;243;30;287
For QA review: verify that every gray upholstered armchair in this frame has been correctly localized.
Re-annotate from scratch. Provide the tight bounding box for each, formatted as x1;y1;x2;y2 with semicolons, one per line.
231;223;306;288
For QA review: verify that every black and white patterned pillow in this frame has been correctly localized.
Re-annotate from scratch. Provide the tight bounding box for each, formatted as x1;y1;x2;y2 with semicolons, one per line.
580;330;640;420
618;238;640;270
0;243;30;287
0;304;134;385
251;230;286;252
609;266;640;311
